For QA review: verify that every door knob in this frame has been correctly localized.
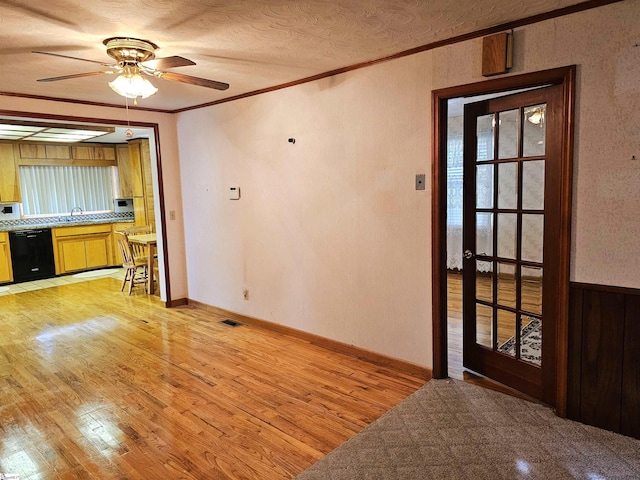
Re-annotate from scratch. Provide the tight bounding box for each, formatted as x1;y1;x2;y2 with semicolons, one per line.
463;249;474;259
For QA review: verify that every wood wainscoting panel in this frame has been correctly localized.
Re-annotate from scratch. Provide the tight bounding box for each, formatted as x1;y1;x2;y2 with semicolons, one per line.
622;294;640;438
579;289;625;432
567;283;584;420
568;282;640;439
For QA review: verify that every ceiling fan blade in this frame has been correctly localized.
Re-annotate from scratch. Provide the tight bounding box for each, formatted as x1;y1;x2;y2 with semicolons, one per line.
32;50;113;67
141;56;196;70
158;71;229;90
37;71;112;82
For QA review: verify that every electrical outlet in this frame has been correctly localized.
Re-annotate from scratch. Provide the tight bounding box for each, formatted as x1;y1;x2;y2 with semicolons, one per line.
243;289;249;300
169;210;176;220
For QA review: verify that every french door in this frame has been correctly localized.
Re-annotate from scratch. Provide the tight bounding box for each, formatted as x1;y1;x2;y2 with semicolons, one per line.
462;85;564;405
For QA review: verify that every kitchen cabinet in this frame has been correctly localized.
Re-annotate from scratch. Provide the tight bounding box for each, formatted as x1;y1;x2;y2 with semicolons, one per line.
116;144;133;198
128;139;155;227
18;143;116;163
72;145;116;162
0;231;13;284
0;142;21;203
52;224;113;274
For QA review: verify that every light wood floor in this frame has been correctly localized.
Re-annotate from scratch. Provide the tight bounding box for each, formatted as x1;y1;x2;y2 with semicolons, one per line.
447;272;465;380
0;279;425;479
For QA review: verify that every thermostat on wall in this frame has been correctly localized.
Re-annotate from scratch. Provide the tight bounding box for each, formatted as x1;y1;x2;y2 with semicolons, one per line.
229;186;240;200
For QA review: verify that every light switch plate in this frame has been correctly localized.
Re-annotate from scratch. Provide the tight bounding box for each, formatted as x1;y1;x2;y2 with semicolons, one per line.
416;174;425;190
230;187;240;200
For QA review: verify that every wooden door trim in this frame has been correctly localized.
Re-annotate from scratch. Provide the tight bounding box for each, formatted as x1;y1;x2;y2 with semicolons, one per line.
431;66;576;416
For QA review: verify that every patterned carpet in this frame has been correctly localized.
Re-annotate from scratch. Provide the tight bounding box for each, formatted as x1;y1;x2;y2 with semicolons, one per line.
295;379;640;480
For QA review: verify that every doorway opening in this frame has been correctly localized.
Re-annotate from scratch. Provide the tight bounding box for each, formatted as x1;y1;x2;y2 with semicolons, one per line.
444;87;545;381
0;110;171;302
431;66;576;415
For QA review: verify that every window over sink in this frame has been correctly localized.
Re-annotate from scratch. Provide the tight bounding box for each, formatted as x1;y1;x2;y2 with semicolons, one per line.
19;165;117;216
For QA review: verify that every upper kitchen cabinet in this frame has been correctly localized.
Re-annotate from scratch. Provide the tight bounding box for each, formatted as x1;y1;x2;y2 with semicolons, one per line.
128;139;155;227
116;144;133;198
17;143;117;164
0;142;21;203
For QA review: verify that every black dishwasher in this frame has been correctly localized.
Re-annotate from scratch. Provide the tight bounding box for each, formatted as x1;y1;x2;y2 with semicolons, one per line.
9;229;56;283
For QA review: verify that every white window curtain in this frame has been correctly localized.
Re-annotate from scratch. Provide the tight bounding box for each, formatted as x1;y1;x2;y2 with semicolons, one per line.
447;129;494;271
20;165;114;216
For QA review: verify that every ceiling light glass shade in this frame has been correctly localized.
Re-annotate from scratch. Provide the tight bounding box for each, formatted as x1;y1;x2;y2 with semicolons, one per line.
526;106;546;125
528;110;543;124
108;69;158;99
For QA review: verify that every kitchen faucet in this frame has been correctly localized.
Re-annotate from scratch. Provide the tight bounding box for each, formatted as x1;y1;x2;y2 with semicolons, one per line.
70;206;83;216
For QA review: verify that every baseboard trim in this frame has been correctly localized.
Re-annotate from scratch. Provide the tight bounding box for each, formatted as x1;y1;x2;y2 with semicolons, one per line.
167;297;188;308
187;299;431;380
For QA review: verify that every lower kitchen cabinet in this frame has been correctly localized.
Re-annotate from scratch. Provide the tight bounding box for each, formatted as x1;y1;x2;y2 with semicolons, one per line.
53;224;113;274
0;231;13;283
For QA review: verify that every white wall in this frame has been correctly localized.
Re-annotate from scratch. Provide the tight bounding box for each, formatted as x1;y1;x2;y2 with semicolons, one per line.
0;96;189;300
177;53;433;367
177;1;639;368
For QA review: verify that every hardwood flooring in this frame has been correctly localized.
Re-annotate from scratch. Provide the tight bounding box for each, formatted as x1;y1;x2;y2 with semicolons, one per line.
447;272;464;380
0;279;425;479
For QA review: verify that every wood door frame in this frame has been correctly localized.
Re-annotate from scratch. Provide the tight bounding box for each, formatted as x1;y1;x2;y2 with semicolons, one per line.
431;66;576;416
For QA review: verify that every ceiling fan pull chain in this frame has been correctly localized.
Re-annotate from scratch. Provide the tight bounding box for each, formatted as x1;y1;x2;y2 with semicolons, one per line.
125;97;134;138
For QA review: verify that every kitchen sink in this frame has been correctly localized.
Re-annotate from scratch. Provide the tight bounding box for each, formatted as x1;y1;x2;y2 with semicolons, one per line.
59;216;87;224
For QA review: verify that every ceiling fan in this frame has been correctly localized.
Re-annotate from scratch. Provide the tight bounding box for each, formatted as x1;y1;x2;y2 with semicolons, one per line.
33;37;229;102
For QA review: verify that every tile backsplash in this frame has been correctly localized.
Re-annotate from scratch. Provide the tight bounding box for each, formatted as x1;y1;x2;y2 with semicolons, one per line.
0;211;134;230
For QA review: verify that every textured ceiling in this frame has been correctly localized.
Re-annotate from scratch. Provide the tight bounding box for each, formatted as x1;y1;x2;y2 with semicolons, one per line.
0;0;593;112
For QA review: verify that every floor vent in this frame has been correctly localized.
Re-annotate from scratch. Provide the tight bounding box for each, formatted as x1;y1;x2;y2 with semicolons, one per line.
221;319;241;327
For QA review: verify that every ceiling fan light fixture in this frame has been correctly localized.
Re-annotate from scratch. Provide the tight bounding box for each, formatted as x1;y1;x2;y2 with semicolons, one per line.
34;36;229;103
108;66;158;100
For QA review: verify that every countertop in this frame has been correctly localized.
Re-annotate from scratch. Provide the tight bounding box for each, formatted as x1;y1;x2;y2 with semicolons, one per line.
0;215;134;232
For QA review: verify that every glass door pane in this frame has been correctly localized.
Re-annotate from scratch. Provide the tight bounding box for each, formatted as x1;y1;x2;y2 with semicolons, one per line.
476;304;493;349
523;104;546;157
498;109;519;159
521;266;543;315
497;309;516;356
498;162;517;209
520;315;542;366
497;262;516;308
497;213;517;259
522;160;545;210
477;114;495;161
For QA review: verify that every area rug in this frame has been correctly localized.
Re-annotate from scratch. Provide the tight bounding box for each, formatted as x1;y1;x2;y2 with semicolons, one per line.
295;379;640;480
498;317;541;366
71;268;121;279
